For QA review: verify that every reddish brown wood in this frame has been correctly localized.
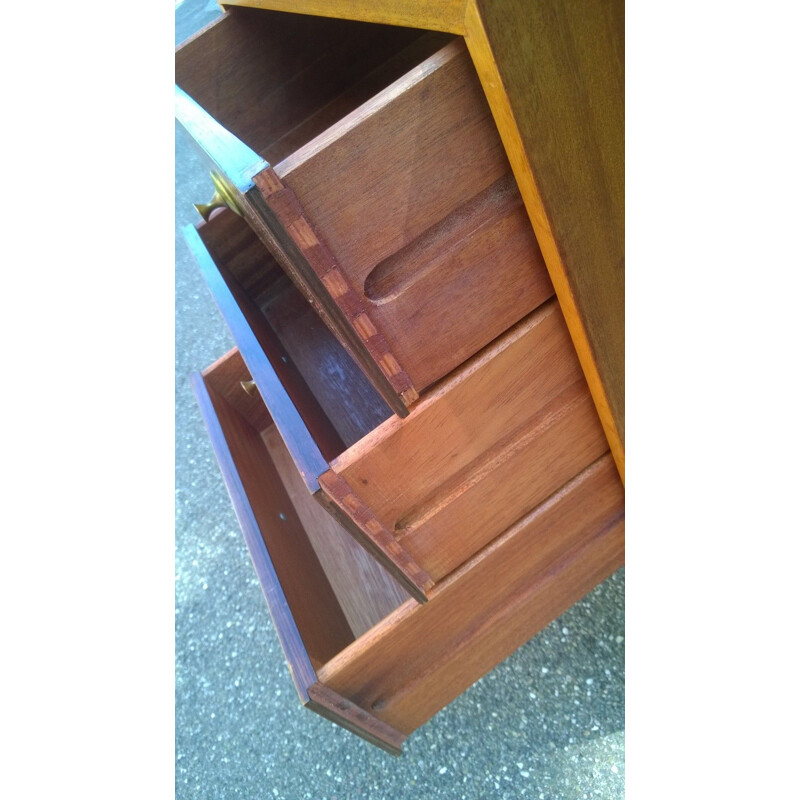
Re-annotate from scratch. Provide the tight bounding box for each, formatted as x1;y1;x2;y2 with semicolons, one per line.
175;8;441;164
274;39;553;394
198;211;346;463
200;349;272;432
254;167;419;405
262;425;408;637
327;300;609;583
202;366;355;669
317;472;434;604
306;682;406;755
317;454;624;734
260;278;392;449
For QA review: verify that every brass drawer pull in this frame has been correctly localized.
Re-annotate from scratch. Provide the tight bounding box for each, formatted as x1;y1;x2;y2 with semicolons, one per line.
194;172;243;221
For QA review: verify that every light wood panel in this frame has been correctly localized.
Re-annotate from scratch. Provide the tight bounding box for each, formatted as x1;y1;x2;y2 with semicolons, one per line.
397;382;608;580
324;300;609;581
317;454;625;734
219;0;468;34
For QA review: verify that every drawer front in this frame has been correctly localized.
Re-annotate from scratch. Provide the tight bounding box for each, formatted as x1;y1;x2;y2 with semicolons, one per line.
176;9;553;412
185;210;610;597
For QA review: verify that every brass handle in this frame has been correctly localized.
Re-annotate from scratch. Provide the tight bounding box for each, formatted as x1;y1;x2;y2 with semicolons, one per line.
194;189;228;221
194;172;244;221
240;380;257;397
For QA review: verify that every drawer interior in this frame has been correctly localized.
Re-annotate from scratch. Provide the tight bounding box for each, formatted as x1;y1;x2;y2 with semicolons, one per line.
191;205;609;595
199;349;409;667
175;6;454;166
196;207;393;465
195;348;624;738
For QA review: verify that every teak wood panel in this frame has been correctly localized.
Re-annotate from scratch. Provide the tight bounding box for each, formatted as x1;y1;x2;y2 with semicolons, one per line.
271;39;553;393
176;9;437;166
185;219;333;487
260;279;392;450
176;11;455;417
194;352;622;748
196;208;392;453
321;299;609;582
463;0;625;479
317;454;625;734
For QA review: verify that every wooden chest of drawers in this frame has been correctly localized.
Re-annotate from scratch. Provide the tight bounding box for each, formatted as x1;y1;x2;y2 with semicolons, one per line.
177;0;624;754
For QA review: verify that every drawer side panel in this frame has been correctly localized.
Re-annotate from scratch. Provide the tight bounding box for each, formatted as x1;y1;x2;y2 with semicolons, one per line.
317;454;624;734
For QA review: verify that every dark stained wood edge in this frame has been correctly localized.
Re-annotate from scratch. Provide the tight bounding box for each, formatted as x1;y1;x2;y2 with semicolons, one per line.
190;371;317;702
250;168;418;410
317;471;434;603
174;85;268;193
305;682;406;755
184;223;329;491
196;211;347;463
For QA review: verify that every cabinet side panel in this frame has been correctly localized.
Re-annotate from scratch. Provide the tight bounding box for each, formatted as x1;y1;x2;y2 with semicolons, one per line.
465;0;625;475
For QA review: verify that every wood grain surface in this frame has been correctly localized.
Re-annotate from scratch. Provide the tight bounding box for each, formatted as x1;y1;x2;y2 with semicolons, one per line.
219;0;468;34
198;349;415;749
317;472;434;604
275;39;553;393
176;8;434;164
197;211;359;462
317;454;624;734
185;219;335;488
328;300;608;581
306;682;406;755
213;0;626;479
254;167;419;406
262;425;408;638
260;277;392;449
464;0;625;478
193;355;354;681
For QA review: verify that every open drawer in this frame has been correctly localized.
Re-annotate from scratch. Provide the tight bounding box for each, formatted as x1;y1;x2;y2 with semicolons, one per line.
192;347;625;753
175;6;553;416
184;208;610;601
